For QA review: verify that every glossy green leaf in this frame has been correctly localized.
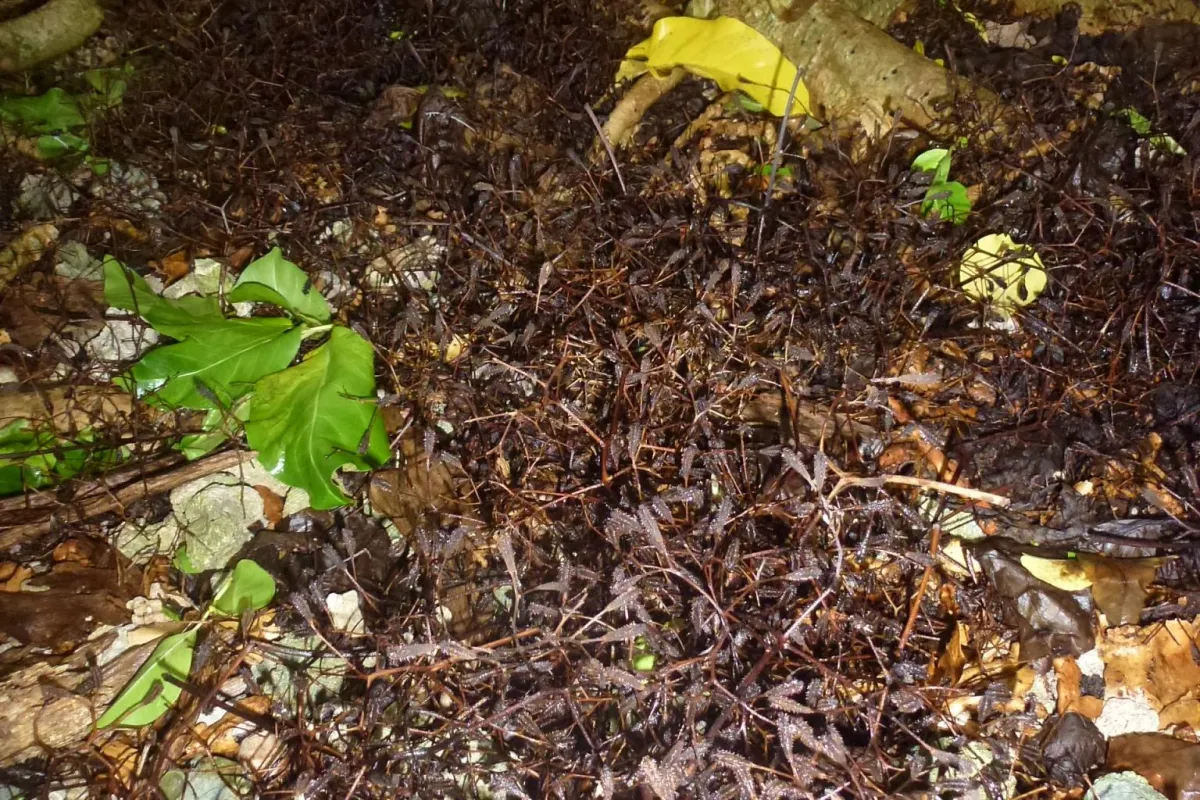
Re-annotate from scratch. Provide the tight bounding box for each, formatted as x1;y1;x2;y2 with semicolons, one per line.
912;147;952;185
211;559;276;617
104;257;223;339
920;180;971;225
0;421;52;495
1120;107;1153;135
35;132;89;160
245;327;389;509
0;88;85;134
177;398;250;461
126;318;301;410
96;628;198;728
229;248;331;324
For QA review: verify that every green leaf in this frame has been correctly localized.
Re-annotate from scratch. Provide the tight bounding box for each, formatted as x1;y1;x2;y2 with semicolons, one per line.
83;65;132;108
1116;108;1187;156
912;148;952;185
754;164;793;178
88;156;111;176
0;88;85;134
126;317;302;410
104;257;224;339
245;326;389;509
177;397;250;461
735;92;765;113
0;421;49;495
35;132;89;160
229;248;331;324
1119;107;1152;136
173;546;201;575
920;180;971;225
0;422;122;496
210;560;276;617
96;628;198;728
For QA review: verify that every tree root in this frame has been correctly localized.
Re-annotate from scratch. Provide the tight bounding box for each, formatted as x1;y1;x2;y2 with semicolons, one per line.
0;0;103;72
597;67;686;157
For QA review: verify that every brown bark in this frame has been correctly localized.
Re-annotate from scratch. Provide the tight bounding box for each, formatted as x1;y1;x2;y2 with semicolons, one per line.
0;632;157;765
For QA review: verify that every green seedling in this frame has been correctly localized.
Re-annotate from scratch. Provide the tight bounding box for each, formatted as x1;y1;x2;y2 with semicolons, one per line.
911;146;971;225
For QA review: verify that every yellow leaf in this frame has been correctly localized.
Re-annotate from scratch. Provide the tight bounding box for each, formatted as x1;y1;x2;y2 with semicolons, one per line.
425;332;469;363
960;233;1047;310
1019;554;1092;592
617;17;809;118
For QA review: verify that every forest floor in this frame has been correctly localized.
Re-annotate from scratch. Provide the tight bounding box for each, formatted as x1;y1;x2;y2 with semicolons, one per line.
2;0;1200;797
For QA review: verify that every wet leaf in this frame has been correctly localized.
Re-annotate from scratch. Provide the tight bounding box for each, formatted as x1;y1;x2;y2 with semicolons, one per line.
1076;553;1161;626
912;148;952;184
617;16;809;118
935;620;969;684
1107;734;1200;799
125;317;301;410
1099;618;1200;730
976;543;1093;659
104;257;224;339
177;398;250;461
95;628;198;728
82;65;133;108
35;132;89;159
921;180;970;225
228;248;331;324
245;327;389;509
0;421;120;496
210;559;276;617
1020;554;1093;592
1116;108;1186;156
0;88;85;134
959;233;1047;309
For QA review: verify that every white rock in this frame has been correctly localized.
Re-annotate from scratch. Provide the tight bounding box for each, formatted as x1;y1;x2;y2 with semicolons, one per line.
115;459;308;570
365;235;443;293
325;590;366;635
54;241;103;280
1095;692;1160;738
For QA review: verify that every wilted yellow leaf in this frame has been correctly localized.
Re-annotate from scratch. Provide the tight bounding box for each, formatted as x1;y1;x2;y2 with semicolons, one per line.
425;332;469;363
960;233;1047;309
617;16;809;118
1019;553;1092;591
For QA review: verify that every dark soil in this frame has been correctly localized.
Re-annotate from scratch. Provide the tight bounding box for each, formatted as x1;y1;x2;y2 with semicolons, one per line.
2;0;1200;797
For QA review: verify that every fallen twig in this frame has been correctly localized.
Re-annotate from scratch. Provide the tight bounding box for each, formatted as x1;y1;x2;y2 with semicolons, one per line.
0;449;253;551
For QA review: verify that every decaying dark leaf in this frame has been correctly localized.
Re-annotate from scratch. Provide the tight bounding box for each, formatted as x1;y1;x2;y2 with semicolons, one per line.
1027;712;1106;786
975;543;1094;659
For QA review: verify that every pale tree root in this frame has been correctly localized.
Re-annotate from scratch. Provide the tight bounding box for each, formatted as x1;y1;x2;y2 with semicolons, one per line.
594;67;686;160
0;0;103;72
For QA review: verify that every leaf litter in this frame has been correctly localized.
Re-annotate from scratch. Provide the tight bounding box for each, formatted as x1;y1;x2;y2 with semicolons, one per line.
1;0;1200;798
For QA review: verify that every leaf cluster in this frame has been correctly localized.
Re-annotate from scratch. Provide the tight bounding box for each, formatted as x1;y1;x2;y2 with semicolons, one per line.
0;68;131;163
0;420;121;496
105;248;390;508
